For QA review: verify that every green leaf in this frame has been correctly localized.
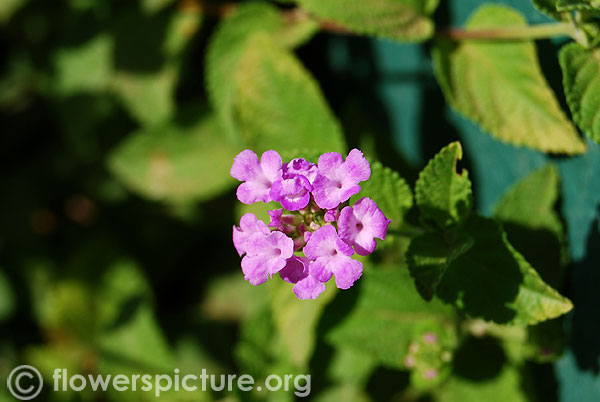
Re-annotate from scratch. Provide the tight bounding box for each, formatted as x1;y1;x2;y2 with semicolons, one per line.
433;5;586;154
327;348;377;385
492;165;566;286
407;232;473;301
141;0;174;14
0;0;26;23
295;0;440;42
235;307;277;377
351;161;413;227
97;260;153;330
98;305;174;373
111;67;177;126
493;165;562;237
0;271;15;321
30;278;96;340
201;272;269;322
206;2;318;140
326;266;455;369
415;142;472;229
436;366;528;402
531;0;566;19
560;42;600;144
556;0;600;11
407;321;457;390
163;6;203;59
53;34;113;95
313;385;371;402
437;216;573;325
269;279;336;369
108;115;239;202
233;33;346;154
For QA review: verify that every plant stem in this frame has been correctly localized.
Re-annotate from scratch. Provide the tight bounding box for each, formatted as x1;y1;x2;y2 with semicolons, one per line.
436;22;577;41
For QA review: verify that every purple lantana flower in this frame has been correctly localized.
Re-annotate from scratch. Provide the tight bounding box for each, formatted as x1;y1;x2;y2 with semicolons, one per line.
338;197;391;255
270;158;318;211
279;256;326;300
230;150;282;204
303;225;363;290
312;149;371;209
284;158;318;183
230;148;391;300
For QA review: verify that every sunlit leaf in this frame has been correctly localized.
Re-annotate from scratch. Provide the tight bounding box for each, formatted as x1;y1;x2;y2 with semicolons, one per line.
54;34;113;94
295;0;439;42
415;142;472;229
437;216;572;325
206;2;318;140
327;266;455;369
433;5;586;154
493;165;566;286
233;33;346;154
269;279;336;369
0;271;15;321
108;115;239;202
560;43;600;144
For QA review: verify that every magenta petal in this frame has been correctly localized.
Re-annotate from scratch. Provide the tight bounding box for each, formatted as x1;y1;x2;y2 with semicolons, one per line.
280;191;310;211
268;209;284;230
270;176;311;211
293;275;326;300
324;208;339;222
279;256;309;284
284;158;319;184
332;257;363;290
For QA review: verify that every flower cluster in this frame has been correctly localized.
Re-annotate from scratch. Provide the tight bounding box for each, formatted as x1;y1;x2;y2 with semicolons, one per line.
231;149;391;300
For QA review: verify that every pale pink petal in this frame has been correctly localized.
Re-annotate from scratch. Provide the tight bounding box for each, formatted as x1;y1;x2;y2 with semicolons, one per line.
312;175;345;209
317;152;344;177
230;150;261;181
308;259;334;283
332;257;363;289
338;198;390;256
260;150;283;182
341;149;371;182
293;275;326;300
303;225;338;260
236;181;271;204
